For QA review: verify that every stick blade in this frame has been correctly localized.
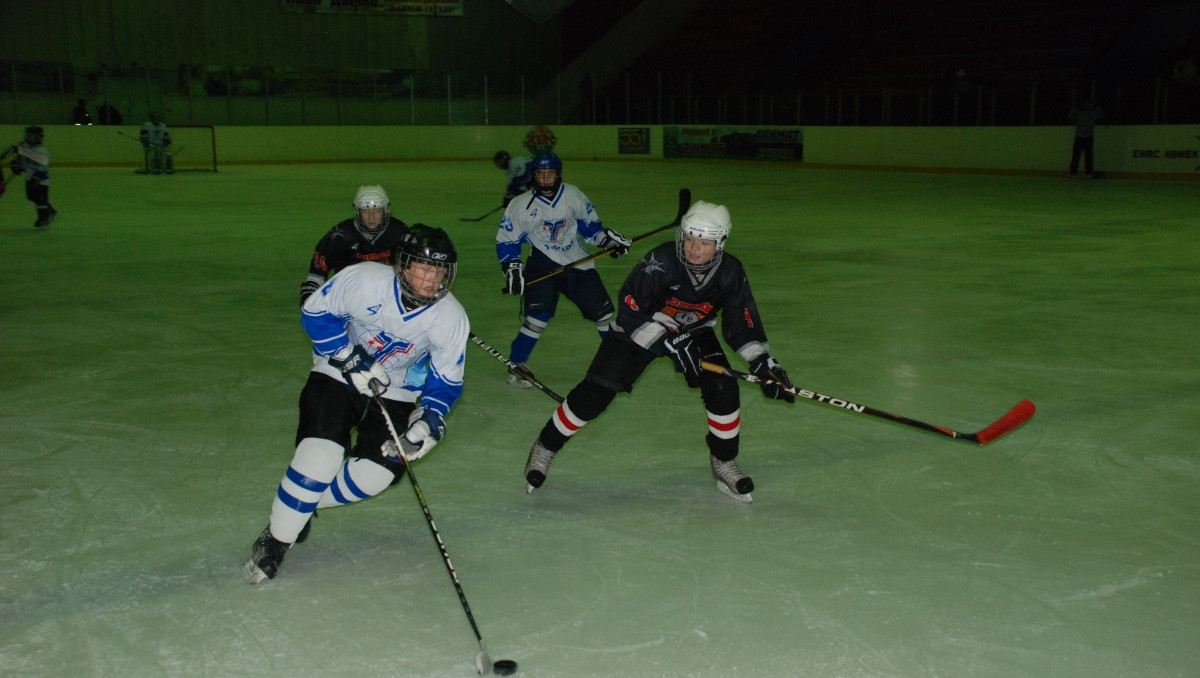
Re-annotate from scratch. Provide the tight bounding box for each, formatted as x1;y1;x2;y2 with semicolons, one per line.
675;188;692;223
972;399;1036;445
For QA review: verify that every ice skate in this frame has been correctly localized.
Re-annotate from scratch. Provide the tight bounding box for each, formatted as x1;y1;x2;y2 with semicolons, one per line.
507;362;533;389
524;438;557;493
711;455;754;503
245;526;293;584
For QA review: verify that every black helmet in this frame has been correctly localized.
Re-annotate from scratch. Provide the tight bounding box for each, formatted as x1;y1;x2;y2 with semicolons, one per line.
25;125;44;136
395;224;458;306
493;150;511;169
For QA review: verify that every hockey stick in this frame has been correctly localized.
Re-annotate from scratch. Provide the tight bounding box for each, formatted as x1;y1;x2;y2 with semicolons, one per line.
460;204;505;223
512;187;692;290
701;361;1035;445
469;332;565;403
371;389;518;676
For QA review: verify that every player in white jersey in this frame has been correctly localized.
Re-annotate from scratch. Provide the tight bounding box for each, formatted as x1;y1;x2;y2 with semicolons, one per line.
2;125;56;227
494;150;532;206
246;224;469;583
139;113;172;174
496;152;631;387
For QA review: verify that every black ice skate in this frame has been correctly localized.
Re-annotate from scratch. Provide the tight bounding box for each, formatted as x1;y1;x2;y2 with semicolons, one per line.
524;438;557;493
711;455;754;504
245;526;293;584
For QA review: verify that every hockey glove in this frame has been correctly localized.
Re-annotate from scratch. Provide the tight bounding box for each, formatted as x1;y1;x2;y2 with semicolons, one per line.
10;159;21;174
502;259;525;296
328;345;390;396
750;355;795;403
601;229;632;258
300;280;321;306
664;330;706;387
395;408;445;462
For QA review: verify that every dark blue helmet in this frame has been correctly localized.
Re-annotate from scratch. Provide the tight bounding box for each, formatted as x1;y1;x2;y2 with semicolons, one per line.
493;150;510;169
531;152;563;197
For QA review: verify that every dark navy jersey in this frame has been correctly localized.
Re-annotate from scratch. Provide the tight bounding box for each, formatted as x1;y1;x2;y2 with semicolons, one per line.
301;218;409;304
613;241;770;361
308;218;409;277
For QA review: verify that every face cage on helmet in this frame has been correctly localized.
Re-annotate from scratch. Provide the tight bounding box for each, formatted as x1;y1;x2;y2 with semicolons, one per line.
532;169;561;198
354;203;390;236
676;230;726;274
396;253;456;306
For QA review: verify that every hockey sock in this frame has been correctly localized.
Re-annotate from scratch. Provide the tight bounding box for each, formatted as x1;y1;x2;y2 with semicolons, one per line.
594;312;612;338
539;381;616;450
316;457;396;508
269;437;343;543
510;314;549;364
705;409;741;462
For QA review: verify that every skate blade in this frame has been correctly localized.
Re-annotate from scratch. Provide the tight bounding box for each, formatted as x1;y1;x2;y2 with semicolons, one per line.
526;483;537;494
244;559;270;584
716;481;753;504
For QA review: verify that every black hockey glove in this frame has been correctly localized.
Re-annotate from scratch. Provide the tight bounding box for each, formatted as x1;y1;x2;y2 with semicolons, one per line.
664;331;706;387
328;345;390;396
601;229;632;258
750;355;795;403
502;260;525;296
300;280;320;306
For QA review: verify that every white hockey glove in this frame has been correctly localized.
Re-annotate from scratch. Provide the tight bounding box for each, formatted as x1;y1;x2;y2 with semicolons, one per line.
601;229;632;258
328;345;390;396
392;408;445;462
502;260;525;296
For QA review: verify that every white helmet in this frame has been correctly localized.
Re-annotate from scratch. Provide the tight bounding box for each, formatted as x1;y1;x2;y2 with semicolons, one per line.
676;201;732;273
353;185;391;237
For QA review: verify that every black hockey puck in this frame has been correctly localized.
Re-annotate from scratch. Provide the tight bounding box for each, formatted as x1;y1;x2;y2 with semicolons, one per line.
493;659;518;676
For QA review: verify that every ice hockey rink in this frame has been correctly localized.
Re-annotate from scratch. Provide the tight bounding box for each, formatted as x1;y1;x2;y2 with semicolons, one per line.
1;158;1196;677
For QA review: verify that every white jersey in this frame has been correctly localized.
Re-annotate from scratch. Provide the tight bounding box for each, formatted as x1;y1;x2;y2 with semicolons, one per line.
496;182;607;268
140;121;170;147
301;262;469;417
15;141;50;184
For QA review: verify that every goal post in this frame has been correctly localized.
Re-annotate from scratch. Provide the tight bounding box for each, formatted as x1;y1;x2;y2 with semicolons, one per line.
135;125;218;173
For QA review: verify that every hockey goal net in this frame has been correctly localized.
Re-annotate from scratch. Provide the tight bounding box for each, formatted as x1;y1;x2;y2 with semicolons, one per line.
135;124;218;173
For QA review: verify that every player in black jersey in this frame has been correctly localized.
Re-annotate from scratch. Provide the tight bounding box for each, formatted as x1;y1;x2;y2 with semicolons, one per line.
300;185;410;305
523;200;795;502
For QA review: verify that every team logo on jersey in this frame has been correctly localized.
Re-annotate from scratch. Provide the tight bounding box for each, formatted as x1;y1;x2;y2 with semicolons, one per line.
743;307;755;328
366;332;414;363
541;218;569;243
641;252;666;274
623;295;640;311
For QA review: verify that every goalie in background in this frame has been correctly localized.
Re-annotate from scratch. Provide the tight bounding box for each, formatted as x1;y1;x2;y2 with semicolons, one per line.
522;201;795;504
139;113;172;174
2;125;57;228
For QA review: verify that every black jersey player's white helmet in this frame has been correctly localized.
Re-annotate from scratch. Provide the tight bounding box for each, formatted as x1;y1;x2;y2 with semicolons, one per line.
395;224;458;306
676;201;732;274
531;152;563;198
353;185;391;238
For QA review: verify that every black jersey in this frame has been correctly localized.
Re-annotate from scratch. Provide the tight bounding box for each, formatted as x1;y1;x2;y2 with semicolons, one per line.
613;241;770;359
301;218;409;304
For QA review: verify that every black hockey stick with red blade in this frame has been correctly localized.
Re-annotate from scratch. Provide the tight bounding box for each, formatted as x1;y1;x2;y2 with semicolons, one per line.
508;187;692;291
469;332;565;403
701;361;1035;445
